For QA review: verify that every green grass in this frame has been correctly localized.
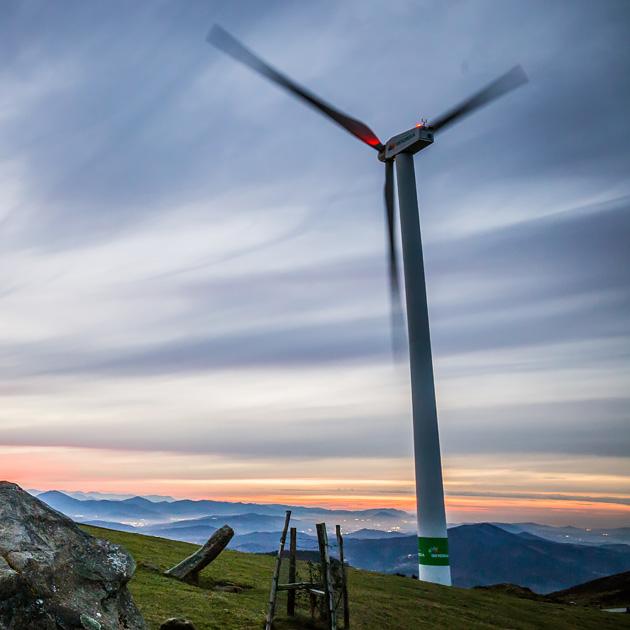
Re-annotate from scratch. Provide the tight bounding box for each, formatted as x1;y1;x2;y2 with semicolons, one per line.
83;526;630;630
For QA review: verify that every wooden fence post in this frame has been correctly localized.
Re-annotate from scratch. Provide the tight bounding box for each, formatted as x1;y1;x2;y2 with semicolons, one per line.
164;525;234;584
287;527;297;616
265;510;291;630
316;523;337;630
336;525;350;629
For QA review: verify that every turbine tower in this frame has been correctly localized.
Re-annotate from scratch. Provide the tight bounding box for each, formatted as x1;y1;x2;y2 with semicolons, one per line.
209;25;527;585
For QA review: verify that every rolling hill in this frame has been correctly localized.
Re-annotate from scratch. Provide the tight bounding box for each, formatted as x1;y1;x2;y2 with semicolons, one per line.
550;570;630;608
230;524;630;593
142;513;289;540
82;525;630;630
345;528;408;540
338;524;630;593
449;524;630;593
38;491;630;593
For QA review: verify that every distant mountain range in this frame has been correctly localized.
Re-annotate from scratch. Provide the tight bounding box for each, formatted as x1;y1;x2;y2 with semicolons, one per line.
35;489;412;533
492;522;630;546
310;524;630;593
34;489;630;593
450;524;630;593
28;489;177;502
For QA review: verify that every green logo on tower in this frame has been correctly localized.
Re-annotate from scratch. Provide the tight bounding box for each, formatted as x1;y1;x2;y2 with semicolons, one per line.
418;536;449;566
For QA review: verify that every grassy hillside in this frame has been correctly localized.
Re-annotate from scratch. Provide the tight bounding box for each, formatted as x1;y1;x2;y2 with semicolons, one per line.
83;526;630;630
551;570;630;608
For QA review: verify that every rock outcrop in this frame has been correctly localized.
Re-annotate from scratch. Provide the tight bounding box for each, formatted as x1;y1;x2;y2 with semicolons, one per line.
0;481;145;629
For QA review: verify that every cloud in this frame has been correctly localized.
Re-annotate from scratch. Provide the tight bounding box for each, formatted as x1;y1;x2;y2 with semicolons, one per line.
441;398;630;458
2;194;627;380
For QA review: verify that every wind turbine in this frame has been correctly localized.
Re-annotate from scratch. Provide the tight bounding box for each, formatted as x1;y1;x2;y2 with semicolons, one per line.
208;25;527;586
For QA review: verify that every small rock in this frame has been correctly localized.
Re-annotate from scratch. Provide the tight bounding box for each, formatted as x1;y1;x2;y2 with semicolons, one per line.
160;619;197;630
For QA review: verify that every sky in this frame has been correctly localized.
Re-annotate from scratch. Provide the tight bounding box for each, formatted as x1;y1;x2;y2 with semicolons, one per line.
1;0;629;527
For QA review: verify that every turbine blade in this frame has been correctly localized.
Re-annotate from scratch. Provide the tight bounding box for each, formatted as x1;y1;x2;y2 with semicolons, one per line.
384;160;405;358
208;25;383;150
429;65;528;133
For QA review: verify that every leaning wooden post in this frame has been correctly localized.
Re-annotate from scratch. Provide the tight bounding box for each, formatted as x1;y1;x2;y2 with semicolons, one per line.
287;527;297;616
265;510;291;630
336;525;350;629
316;523;337;630
164;525;234;584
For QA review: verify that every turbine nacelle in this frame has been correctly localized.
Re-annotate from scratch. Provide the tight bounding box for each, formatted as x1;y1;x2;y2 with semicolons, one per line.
380;126;434;162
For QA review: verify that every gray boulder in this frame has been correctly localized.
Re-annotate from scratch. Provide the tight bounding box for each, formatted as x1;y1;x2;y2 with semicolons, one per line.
0;481;145;629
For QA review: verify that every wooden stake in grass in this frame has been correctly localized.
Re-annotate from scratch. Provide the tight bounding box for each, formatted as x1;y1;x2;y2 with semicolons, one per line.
336;525;350;629
287;527;297;617
265;510;291;630
317;523;337;630
164;525;234;584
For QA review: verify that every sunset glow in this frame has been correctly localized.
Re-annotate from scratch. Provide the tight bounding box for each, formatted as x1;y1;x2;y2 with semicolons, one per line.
4;443;628;527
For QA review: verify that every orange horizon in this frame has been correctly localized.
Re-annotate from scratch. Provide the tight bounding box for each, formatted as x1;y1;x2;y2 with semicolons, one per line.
10;479;628;527
3;445;628;527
